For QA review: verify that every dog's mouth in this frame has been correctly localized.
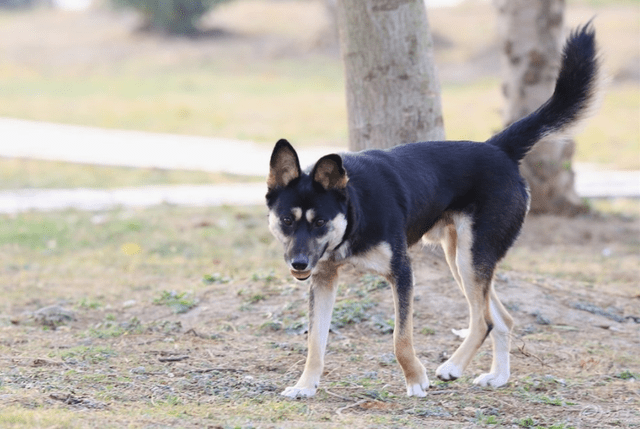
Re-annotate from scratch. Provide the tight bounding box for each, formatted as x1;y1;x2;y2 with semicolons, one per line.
290;269;311;281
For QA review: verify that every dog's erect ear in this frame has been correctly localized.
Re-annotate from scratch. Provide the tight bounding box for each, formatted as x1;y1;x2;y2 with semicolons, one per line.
268;139;301;190
312;154;348;191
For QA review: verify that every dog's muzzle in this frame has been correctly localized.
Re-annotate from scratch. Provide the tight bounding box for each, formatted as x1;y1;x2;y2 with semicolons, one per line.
289;255;311;281
290;269;311;281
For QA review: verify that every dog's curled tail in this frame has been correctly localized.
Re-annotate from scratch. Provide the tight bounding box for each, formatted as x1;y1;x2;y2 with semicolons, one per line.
487;23;601;163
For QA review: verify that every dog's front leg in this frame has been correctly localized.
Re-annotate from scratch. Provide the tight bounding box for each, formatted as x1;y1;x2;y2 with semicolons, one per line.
281;262;339;398
390;260;430;397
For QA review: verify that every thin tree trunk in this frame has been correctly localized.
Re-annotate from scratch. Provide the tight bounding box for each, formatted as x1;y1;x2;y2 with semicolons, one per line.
495;0;588;215
336;0;445;151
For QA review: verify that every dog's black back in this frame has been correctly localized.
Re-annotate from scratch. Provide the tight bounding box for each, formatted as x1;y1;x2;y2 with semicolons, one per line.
341;141;527;266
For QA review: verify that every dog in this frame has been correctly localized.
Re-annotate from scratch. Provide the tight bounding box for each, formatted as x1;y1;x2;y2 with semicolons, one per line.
265;24;600;398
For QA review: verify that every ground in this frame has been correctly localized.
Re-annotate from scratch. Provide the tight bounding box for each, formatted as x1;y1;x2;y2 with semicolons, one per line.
0;206;638;428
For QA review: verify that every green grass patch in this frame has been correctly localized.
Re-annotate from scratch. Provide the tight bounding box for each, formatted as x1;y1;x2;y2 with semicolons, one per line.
0;56;347;148
153;290;198;314
332;299;377;328
88;317;145;339
0;205;282;310
0;407;78;429
58;345;117;364
616;369;639;380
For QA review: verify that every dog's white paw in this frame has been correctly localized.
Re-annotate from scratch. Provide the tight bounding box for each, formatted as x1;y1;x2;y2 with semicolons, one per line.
406;379;429;397
281;386;317;399
436;360;463;381
473;371;509;388
451;328;469;339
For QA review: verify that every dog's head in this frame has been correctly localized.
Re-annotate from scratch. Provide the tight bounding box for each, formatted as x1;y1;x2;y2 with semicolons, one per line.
266;139;349;281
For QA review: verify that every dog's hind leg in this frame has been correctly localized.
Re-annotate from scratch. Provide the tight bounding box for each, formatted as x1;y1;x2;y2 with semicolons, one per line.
389;252;430;397
442;224;470;339
281;262;339;398
436;215;493;382
473;287;513;387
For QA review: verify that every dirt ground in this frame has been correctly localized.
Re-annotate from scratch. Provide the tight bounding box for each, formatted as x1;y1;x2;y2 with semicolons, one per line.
1;210;638;428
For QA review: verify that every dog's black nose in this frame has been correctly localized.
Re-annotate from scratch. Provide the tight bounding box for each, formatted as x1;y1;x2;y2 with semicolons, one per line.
291;256;309;271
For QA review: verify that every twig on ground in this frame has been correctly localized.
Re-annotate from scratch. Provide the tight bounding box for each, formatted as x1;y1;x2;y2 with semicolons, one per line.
158;355;189;362
428;390;457;395
323;389;351;401
220;321;237;333
192;367;245;373
336;399;368;416
285;359;305;375
514;336;547;367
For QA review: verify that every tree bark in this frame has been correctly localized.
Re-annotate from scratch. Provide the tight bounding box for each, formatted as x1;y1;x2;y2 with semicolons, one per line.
495;0;588;215
336;0;445;151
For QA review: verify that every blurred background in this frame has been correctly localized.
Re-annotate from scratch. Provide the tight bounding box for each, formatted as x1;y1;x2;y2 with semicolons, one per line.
0;0;637;194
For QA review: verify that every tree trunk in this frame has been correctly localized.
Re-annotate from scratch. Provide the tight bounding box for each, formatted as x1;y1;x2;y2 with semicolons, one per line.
336;0;445;151
495;0;588;215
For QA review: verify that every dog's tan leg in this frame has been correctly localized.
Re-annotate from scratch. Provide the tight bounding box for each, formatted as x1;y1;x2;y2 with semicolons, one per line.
436;216;492;381
442;224;470;339
281;262;339;398
390;269;429;397
442;224;463;292
473;288;513;387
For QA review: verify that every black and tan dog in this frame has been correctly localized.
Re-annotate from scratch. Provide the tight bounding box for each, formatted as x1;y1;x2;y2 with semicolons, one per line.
266;25;600;398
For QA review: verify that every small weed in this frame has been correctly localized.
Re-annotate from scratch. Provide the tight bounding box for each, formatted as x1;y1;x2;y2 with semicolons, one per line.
60;345;116;364
165;395;182;406
153;290;198;314
516;417;537;428
332;299;376;328
363;389;392;401
518;375;565;393
378;352;397;366
88;316;144;339
483;415;500;425
246;294;266;304
202;273;231;285
251;271;279;285
360;274;389;292
147;320;182;334
406;406;451;418
259;321;282;332
283;317;306;335
372;316;394;334
530;394;570;406
420;326;436;335
76;298;102;310
476;409;501;425
616;369;639;380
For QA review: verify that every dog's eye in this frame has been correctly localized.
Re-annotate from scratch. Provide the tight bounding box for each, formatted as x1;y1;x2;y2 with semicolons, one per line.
315;219;326;228
282;216;293;226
